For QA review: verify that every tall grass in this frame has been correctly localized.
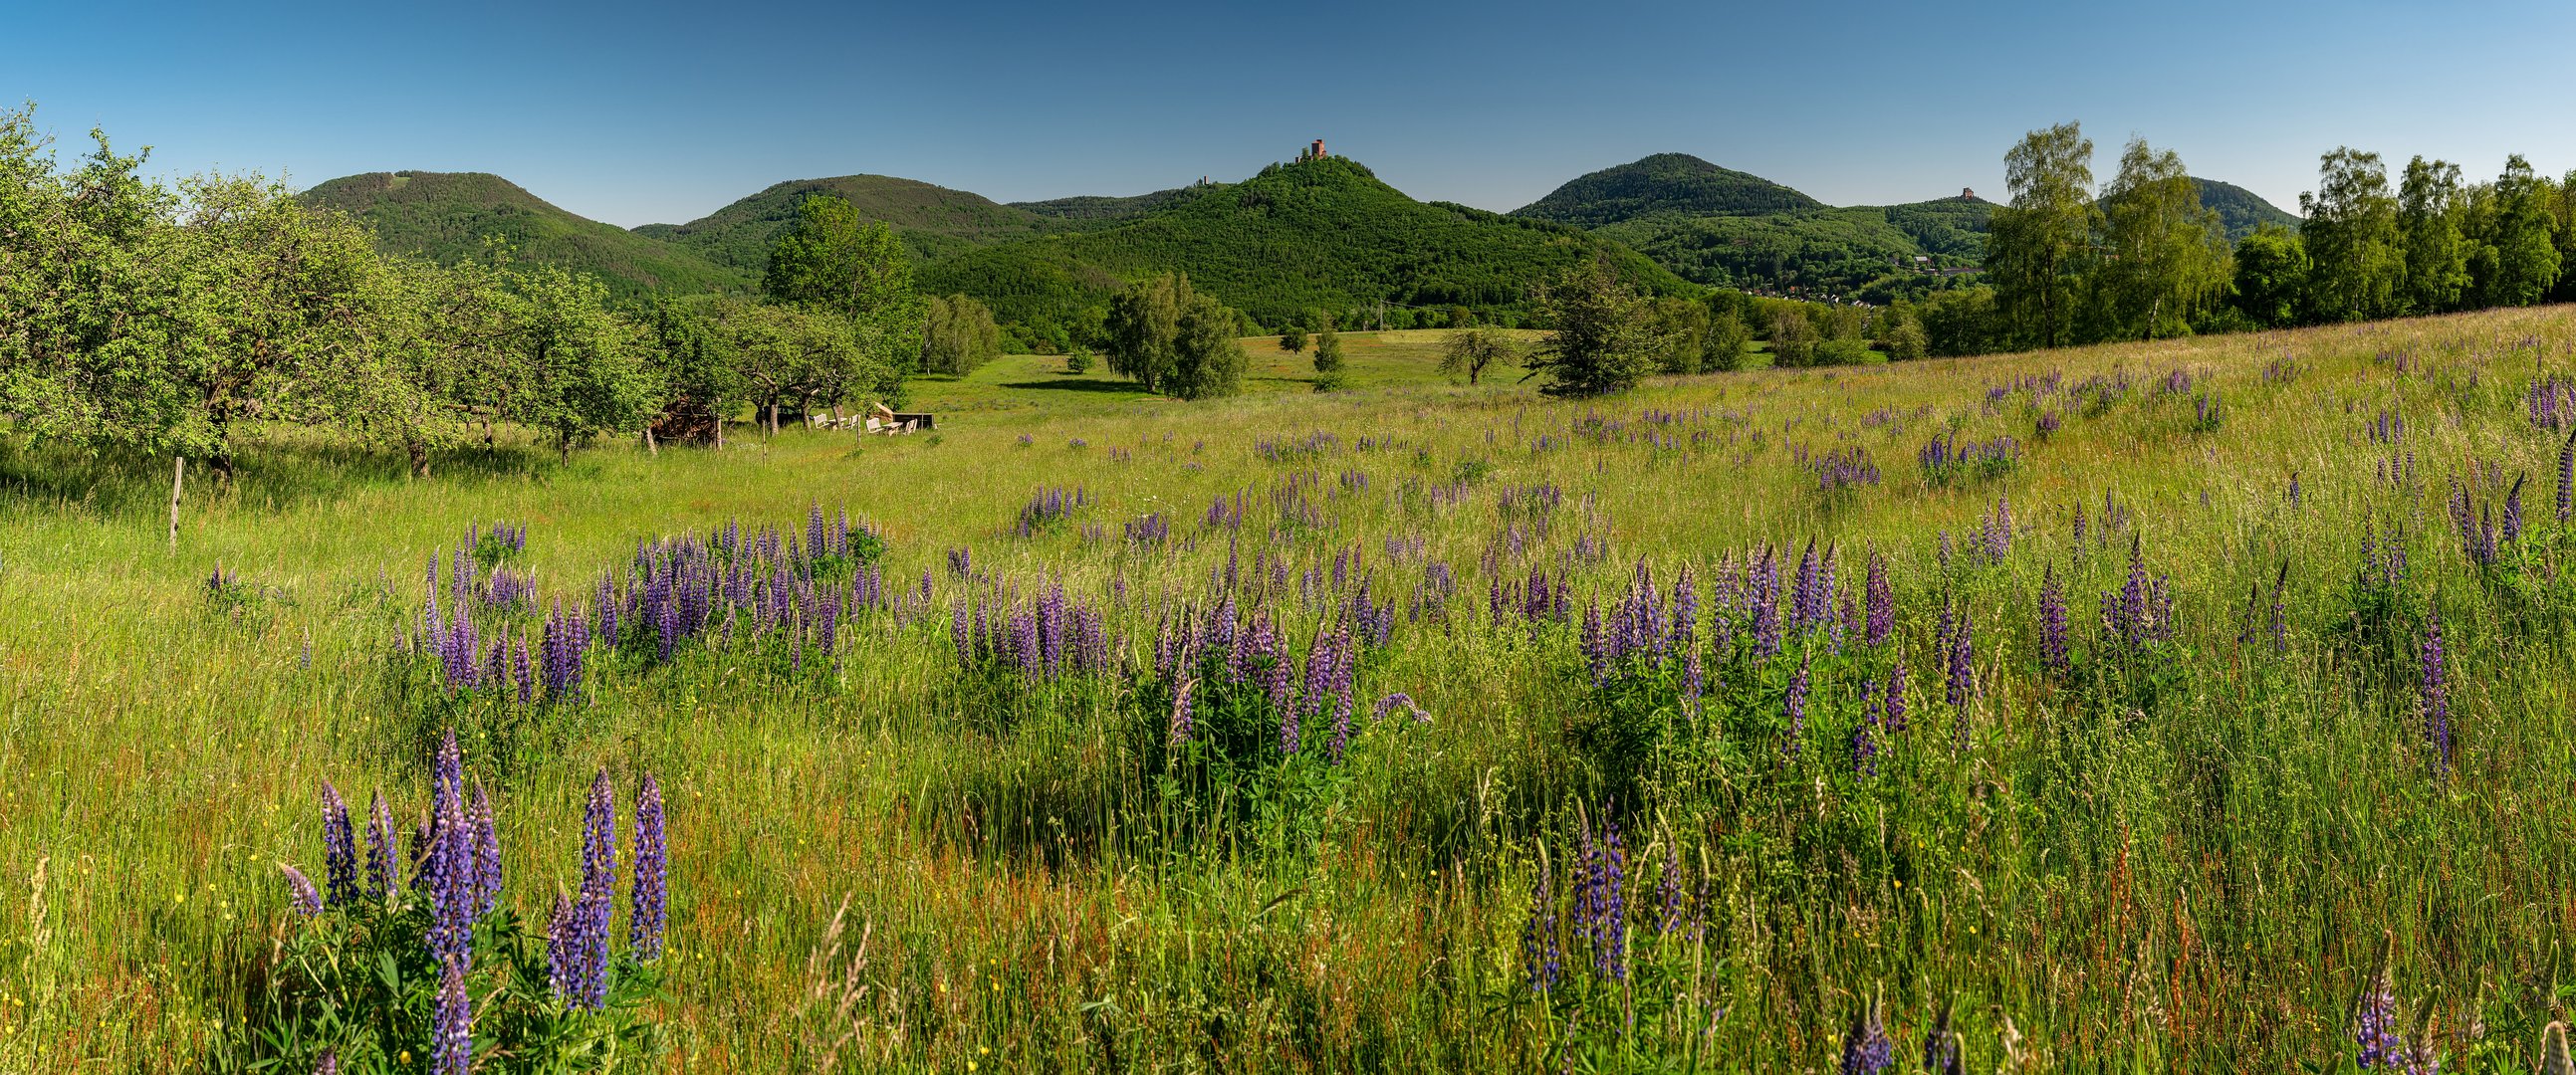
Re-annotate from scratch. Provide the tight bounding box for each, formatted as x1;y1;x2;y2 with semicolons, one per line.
0;310;2572;1070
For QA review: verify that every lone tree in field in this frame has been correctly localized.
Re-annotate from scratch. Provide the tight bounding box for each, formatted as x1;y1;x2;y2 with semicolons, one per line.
1278;322;1306;352
1522;260;1662;397
920;293;1002;376
1438;326;1518;385
1310;321;1345;391
1103;273;1246;399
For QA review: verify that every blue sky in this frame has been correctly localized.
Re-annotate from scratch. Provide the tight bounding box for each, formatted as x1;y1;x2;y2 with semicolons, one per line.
12;0;2573;228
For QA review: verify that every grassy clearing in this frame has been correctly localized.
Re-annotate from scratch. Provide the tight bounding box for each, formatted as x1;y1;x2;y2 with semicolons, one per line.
2;312;2574;1070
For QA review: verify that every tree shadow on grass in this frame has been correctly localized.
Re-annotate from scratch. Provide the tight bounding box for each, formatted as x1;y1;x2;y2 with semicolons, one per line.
0;436;559;523
996;378;1156;396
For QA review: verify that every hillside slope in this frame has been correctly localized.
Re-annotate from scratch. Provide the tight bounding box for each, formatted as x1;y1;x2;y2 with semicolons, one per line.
1528;154;2304;296
302;171;749;300
919;156;1693;331
634;174;1054;272
1513;153;1822;226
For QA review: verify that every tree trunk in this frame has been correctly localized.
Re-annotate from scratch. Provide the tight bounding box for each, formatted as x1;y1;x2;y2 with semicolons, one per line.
768;402;780;437
167;457;184;551
559;432;571;466
644;423;658;456
408;440;432;479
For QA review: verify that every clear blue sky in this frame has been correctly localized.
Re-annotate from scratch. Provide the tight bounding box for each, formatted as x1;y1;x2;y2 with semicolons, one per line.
12;0;2572;228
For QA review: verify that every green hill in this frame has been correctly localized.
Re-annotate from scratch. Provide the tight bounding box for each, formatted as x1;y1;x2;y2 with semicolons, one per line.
301;171;749;300
1525;153;2304;298
1012;187;1201;226
919;156;1694;333
634;174;1054;273
2192;177;2300;239
1513;153;1822;226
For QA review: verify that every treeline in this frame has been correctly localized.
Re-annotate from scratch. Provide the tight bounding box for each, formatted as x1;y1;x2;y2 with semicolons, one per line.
0;108;972;477
1944;121;2574;355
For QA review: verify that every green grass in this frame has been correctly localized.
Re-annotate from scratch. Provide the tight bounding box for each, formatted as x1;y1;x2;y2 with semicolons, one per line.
3;310;2575;1071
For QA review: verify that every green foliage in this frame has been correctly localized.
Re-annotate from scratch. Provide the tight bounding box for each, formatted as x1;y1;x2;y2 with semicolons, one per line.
1437;326;1520;385
1768;307;1818;367
2093;138;2232;341
920;157;1689;331
2232;226;2309;327
1989;121;2101;349
1310;322;1344;379
1523;261;1664;396
2301;147;2406;322
634;174;1057;272
1102;273;1245;399
303;171;749;301
1278;323;1306;352
1511;152;1822;226
920;293;1003;376
218;900;664;1072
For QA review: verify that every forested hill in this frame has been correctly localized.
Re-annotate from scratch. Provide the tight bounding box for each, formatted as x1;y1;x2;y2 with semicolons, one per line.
2193;177;2302;237
633;174;1054;271
917;155;1692;334
301;171;750;300
1512;153;1824;226
1518;152;2301;299
1011;187;1199;225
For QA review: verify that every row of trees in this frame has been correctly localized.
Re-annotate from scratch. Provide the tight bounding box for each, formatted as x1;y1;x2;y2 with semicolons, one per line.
2240;149;2569;325
1983;121;2574;350
0;108;925;477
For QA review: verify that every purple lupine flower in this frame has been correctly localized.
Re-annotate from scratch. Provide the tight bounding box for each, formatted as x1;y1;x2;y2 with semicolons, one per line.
1522;857;1561;990
1851;680;1882;777
2038;563;2069;680
365;791;398;899
1922;1005;1958;1073
2268;560;2289;655
470;780;501;917
2502;473;2525;544
1751;549;1782;660
1783;648;1811;757
2354;964;2403;1069
427;735;475;968
1842;996;1893;1075
582;767;617;900
434;957;472;1075
1656;841;1686;935
1577;819;1627;981
2420;611;2451;771
1884;662;1909;734
631;772;666;961
1947;608;1976;749
546;892;576;1002
2558;427;2575;524
1170;677;1197;748
1864;552;1892;647
280;863;323;916
320;780;357;909
1371;692;1430;724
314;1048;339;1075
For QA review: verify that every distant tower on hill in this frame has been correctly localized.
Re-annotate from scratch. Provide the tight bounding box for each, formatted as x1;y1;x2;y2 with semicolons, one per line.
1299;138;1328;163
1961;187;1978;200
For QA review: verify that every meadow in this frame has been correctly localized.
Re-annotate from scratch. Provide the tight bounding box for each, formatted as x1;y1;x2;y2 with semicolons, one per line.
2;310;2574;1072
